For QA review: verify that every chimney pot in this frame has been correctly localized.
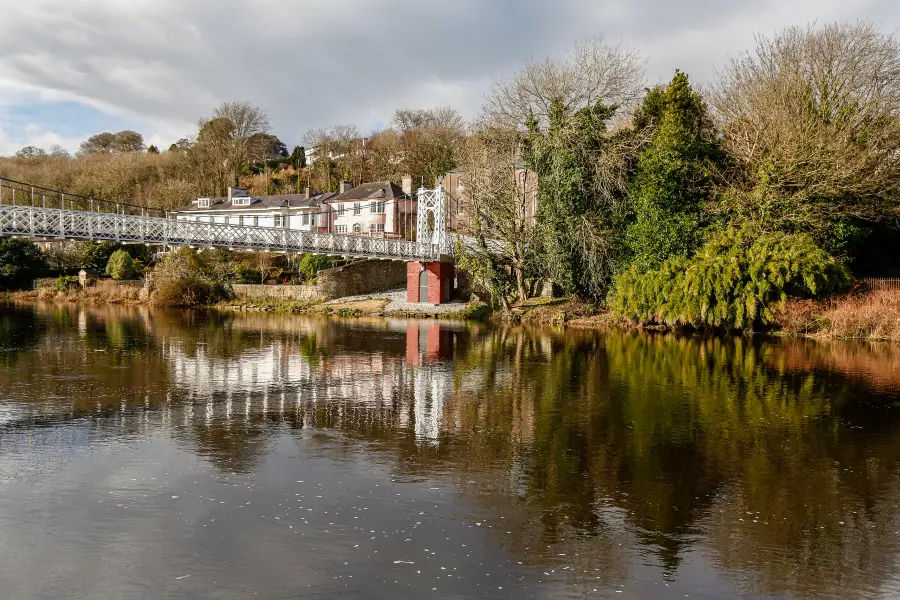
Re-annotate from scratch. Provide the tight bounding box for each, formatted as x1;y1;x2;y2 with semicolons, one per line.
339;180;352;194
304;186;311;200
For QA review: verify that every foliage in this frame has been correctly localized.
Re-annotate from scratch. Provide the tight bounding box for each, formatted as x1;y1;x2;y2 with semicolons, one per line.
624;71;721;270
80;242;123;272
79;131;145;155
712;21;900;242
298;254;333;280
527;99;623;299
15;146;46;158
609;227;852;329
105;250;135;280
151;248;232;307
0;238;47;289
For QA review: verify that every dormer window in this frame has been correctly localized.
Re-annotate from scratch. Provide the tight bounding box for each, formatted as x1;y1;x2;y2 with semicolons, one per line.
197;198;210;208
232;197;252;206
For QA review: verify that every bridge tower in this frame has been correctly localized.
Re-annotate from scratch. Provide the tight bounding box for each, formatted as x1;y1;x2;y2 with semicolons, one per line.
407;187;454;304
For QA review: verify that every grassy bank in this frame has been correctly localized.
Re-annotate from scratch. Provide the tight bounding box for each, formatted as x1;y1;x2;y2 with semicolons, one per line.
774;290;900;341
2;284;145;305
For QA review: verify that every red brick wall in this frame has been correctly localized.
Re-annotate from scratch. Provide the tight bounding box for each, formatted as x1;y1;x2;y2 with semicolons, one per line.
407;261;455;304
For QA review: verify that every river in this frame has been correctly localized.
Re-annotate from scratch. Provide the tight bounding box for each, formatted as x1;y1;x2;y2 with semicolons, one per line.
1;303;900;599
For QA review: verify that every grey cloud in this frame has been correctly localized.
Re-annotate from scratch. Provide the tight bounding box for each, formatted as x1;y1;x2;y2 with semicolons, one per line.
0;0;897;147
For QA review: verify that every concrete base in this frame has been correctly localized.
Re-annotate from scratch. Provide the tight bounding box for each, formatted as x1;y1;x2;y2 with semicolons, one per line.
407;261;455;304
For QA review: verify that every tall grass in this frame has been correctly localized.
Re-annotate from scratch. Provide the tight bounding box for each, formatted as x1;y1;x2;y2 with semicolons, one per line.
775;290;900;341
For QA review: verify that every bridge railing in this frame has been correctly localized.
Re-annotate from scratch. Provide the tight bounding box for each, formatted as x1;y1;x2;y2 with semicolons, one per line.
0;177;167;218
0;203;441;260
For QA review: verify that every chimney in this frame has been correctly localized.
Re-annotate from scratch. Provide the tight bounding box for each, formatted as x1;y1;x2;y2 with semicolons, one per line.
339;180;352;194
304;186;311;200
401;174;413;196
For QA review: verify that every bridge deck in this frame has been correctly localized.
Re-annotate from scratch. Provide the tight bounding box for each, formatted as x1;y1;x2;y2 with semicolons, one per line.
0;204;441;261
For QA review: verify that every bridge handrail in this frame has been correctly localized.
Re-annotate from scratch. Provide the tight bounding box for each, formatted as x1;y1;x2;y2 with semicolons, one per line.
0;177;168;217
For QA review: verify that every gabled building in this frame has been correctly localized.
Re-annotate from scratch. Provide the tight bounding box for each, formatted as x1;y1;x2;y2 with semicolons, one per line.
324;177;416;239
172;187;336;232
436;163;538;234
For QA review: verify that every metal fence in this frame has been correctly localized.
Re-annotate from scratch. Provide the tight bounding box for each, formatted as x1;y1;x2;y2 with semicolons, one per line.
861;278;900;291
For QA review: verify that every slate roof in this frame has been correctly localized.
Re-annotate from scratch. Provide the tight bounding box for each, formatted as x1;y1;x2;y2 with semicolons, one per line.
326;182;409;204
174;192;336;213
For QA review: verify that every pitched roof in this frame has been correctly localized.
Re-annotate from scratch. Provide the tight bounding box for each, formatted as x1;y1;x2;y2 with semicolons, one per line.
326;182;409;203
174;192;336;213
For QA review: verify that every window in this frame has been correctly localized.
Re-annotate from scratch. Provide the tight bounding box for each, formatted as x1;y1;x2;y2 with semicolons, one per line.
337;204;346;216
457;198;463;215
225;216;231;225
253;216;259;226
274;215;284;227
232;197;251;206
369;201;385;214
456;176;464;190
352;223;361;233
519;171;527;186
198;198;210;208
335;225;348;234
375;223;385;233
239;216;245;226
301;213;310;226
353;203;361;216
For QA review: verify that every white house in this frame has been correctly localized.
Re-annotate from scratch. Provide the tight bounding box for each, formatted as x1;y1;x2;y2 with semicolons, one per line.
324;177;416;239
172;187;336;232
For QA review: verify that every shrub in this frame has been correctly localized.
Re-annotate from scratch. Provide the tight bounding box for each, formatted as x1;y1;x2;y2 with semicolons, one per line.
105;249;135;280
151;248;231;307
0;238;47;289
298;254;333;280
609;227;851;330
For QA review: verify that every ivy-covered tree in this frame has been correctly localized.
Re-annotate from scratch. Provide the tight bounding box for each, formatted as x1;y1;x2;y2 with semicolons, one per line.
624;71;722;271
526;99;622;299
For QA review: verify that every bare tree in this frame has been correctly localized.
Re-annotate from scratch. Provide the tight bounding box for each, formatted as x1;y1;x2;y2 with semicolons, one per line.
14;146;46;158
456;124;539;307
712;21;900;231
209;102;270;187
485;37;645;130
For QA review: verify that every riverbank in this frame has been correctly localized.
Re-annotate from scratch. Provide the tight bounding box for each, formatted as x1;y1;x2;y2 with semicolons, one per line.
5;287;899;341
218;289;490;320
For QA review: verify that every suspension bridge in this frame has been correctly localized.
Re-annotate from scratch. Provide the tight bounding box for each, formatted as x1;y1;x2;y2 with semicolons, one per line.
0;178;452;262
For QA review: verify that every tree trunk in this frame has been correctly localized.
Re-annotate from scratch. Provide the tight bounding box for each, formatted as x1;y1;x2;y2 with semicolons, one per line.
514;265;527;303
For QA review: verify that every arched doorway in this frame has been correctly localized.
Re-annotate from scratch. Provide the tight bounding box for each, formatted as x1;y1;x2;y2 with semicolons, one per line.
418;268;429;303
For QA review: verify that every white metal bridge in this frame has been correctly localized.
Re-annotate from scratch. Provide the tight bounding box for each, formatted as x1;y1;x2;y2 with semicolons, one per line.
0;178;453;261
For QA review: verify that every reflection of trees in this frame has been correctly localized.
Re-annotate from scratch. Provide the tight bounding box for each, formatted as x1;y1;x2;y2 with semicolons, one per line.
6;303;900;597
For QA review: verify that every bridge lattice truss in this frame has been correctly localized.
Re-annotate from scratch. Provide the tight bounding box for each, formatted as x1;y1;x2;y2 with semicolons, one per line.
0;180;453;261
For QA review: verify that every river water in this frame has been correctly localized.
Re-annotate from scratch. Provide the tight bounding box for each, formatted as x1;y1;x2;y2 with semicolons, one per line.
1;303;900;599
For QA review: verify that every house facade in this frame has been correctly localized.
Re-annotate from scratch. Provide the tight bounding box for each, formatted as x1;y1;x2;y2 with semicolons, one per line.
324;177;416;239
172;187;335;232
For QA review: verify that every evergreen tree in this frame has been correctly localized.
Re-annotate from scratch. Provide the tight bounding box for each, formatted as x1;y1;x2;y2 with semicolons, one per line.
0;239;46;289
624;71;721;271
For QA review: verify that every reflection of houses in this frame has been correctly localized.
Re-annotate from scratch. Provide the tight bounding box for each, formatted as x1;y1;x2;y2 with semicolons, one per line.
165;320;463;446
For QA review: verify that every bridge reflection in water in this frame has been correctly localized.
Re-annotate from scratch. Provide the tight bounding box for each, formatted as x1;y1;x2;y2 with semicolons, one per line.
4;304;900;599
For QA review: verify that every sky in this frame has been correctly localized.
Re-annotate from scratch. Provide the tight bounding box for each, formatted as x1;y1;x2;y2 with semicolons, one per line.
0;0;897;156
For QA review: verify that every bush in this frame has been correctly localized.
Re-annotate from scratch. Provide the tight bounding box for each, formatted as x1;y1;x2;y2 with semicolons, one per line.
105;249;135;280
298;254;333;280
0;238;47;289
609;227;851;330
151;248;231;307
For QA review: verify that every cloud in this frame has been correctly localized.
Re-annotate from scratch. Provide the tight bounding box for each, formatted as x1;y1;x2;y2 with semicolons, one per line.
0;0;897;152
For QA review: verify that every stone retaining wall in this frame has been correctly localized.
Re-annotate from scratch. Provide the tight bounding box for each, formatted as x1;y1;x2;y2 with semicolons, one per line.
231;284;323;303
230;259;407;302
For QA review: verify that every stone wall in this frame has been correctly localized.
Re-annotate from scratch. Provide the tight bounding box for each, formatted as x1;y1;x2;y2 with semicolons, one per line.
231;259;407;302
231;284;324;303
316;259;407;298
